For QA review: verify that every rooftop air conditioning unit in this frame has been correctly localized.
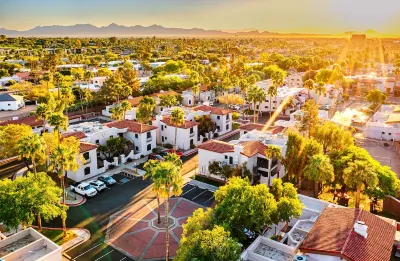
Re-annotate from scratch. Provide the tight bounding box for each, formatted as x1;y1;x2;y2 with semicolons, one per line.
294;255;307;261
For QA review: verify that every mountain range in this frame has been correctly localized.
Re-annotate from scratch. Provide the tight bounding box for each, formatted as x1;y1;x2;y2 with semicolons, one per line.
0;24;282;37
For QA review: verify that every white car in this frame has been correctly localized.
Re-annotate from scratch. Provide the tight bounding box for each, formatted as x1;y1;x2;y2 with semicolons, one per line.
208;101;214;106
71;182;98;197
323;105;331;110
89;180;106;192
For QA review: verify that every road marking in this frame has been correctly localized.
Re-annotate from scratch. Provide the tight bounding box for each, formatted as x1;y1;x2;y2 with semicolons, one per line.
203;196;214;204
119;257;127;261
104;187;111;190
181;186;196;196
94;250;114;261
72;243;102;260
191;190;207;200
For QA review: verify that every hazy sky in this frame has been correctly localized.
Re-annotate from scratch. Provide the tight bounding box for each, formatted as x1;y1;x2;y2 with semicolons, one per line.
1;0;400;34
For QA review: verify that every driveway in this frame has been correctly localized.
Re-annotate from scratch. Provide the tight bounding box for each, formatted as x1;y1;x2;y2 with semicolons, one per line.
0;105;36;121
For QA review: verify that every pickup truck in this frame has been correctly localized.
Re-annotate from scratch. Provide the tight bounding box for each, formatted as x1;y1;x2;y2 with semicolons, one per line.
70;182;98;197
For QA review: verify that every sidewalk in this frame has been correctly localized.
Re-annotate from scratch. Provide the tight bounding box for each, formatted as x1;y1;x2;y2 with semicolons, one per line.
62;190;86;207
62;228;91;252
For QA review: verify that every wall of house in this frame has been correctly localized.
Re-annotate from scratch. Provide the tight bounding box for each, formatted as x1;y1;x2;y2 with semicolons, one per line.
67;149;98;182
84;127;122;145
305;253;341;261
0;99;24;111
198;149;238;181
124;129;156;156
364;123;400;141
181;93;194;107
158;123;198;150
210;113;232;135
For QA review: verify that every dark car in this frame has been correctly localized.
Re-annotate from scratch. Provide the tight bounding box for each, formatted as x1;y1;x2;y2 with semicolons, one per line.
98;175;116;186
148;153;165;161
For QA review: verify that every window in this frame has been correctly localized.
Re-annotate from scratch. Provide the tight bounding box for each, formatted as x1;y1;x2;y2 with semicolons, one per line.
147;144;151;151
135;146;139;151
118;133;123;138
226;124;229;130
189;100;192;105
83;152;90;160
147;132;151;138
389;133;392;135
165;137;167;140
162;136;164;142
225;155;228;159
265;106;269;109
160;107;163;111
266;100;269;103
135;134;138;138
229;156;233;165
95;139;99;144
161;125;164;131
226;115;229;120
190;127;193;134
382;132;385;134
8;104;10;106
84;167;91;175
256;105;259;109
190;139;194;146
217;116;220;120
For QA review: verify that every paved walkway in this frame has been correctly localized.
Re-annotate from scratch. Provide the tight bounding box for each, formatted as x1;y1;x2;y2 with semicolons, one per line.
105;197;205;261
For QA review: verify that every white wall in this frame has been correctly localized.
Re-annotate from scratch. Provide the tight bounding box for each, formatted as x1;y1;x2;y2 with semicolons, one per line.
0;99;24;111
158;122;198;150
67;149;98;182
365;122;400;141
124;129;156;156
210;113;232;135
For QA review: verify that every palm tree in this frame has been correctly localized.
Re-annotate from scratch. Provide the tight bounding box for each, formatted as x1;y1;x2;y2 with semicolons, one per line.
83;89;93;114
17;133;46;174
49;143;79;236
264;145;282;186
83;71;94;88
267;85;277;117
303;154;334;198
137;96;156;132
314;82;327;101
34;103;51;135
144;160;183;261
61;86;74;119
343;160;378;209
195;115;216;137
170;107;185;151
192;85;199;106
42;72;53;89
282;96;296;115
48;113;68;144
247;85;265;123
110;104;124;120
53;72;63;97
120;101;132;119
303;79;315;98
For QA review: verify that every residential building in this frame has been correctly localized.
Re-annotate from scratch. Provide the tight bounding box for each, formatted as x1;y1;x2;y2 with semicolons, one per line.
192;105;233;135
241;196;397;261
0;94;25;111
153;115;199;150
365;104;400;141
181;90;195;107
0;75;20;87
91;76;107;87
102;96;143;120
0;116;44;134
197;123;286;185
285;72;304;88
308;84;342;106
345;75;396;96
0;228;62;261
290;109;329;121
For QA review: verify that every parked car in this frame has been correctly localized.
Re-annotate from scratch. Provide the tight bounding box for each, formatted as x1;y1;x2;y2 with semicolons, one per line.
208;101;214;106
322;105;331;110
89;180;106;192
70;182;98;197
148;153;165;161
163;149;183;157
98;175;116;186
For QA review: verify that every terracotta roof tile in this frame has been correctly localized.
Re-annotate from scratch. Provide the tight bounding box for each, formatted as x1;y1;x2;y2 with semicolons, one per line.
105;120;157;133
192;105;232;115
62;131;87;140
240;141;269;158
0;116;43;127
238;123;284;134
160;117;199;129
126;96;143;107
197;140;234;153
300;208;396;261
80;142;98;153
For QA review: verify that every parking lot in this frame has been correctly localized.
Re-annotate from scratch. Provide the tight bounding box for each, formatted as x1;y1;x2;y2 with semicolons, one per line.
178;183;215;207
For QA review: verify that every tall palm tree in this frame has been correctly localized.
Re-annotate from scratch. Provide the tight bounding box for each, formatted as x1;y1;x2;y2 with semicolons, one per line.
137;96;156;132
53;72;63;97
144;160;183;261
49;143;80;236
343;160;378;209
83;71;94;88
303;79;315;98
61;85;74;119
34;103;51;135
264;145;282;186
48;113;68;144
267;85;277;117
314;82;327;101
303;154;334;198
282;96;296;115
192;85;199;106
120;101;132;119
17;133;46;174
170;107;185;151
83;89;93;114
109;104;124;120
247;85;262;123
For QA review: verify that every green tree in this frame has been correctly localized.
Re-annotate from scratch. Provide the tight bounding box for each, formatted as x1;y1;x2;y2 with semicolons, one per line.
343;160;378;209
109;104;124;120
175;226;241;261
159;94;178;107
34;103;52;134
97;68;113;77
120;100;132;119
17;133;46;174
267;85;277;117
137;96;156;131
366;89;387;107
170;107;185;150
247;85;265;123
297;99;319;137
304;154;334;198
264;145;282;185
83;88;93;114
53;72;63;97
42;72;53;88
181;208;214;239
303;79;315;97
214;177;277;239
97;136;127;160
48;113;68;143
192;84;199;106
0;124;32;159
313;121;354;153
195;115;216;137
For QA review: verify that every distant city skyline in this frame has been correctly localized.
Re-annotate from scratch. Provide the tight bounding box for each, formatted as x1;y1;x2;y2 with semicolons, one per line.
1;0;400;35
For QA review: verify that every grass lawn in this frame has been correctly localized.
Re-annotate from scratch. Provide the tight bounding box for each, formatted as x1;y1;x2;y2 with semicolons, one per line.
39;229;77;246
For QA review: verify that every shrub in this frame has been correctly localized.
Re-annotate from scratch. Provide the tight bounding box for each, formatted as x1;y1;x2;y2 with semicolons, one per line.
140;154;144;158
109;164;115;169
203;138;208;142
152;147;161;154
190;143;196;149
232;111;239;120
164;143;173;149
127;158;133;162
233;122;240;130
213;133;219;138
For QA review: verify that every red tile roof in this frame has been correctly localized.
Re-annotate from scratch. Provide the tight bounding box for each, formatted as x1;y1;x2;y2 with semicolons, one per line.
126;96;144;107
62;131;87;140
0;116;43;127
199;85;209;92
160;117;199;129
197;140;234;153
105;120;157;133
192;105;232;115
80;142;98;153
151;91;179;97
240;140;270;158
300;208;396;261
238;123;284;134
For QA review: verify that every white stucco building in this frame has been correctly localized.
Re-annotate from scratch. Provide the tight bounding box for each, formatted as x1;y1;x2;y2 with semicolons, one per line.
0;94;25;111
0;75;20;87
285;72;304;88
365;104;400;141
192;105;233;135
308;84;342;106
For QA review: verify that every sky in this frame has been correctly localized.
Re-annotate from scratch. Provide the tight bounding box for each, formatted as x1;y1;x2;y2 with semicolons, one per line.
1;0;400;34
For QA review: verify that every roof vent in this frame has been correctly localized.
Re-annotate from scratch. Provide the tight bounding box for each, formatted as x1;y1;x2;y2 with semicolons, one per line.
354;220;368;239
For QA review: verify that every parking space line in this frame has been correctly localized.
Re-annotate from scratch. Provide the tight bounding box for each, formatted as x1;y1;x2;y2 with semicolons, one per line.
181;187;196;196
94;250;114;261
72;243;102;260
119;257;127;261
203;196;214;204
191;190;207;200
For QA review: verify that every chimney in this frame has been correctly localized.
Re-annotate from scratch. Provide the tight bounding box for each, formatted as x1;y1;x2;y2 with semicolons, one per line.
354;220;368;239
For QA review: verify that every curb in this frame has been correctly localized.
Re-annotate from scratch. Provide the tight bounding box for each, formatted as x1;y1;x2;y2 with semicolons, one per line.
65;196;86;207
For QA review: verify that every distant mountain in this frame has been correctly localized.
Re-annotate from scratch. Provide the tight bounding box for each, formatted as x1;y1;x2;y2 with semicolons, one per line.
0;24;279;37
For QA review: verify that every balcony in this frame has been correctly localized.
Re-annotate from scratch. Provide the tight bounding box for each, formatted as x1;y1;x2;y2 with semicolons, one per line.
190;132;195;137
146;136;152;142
